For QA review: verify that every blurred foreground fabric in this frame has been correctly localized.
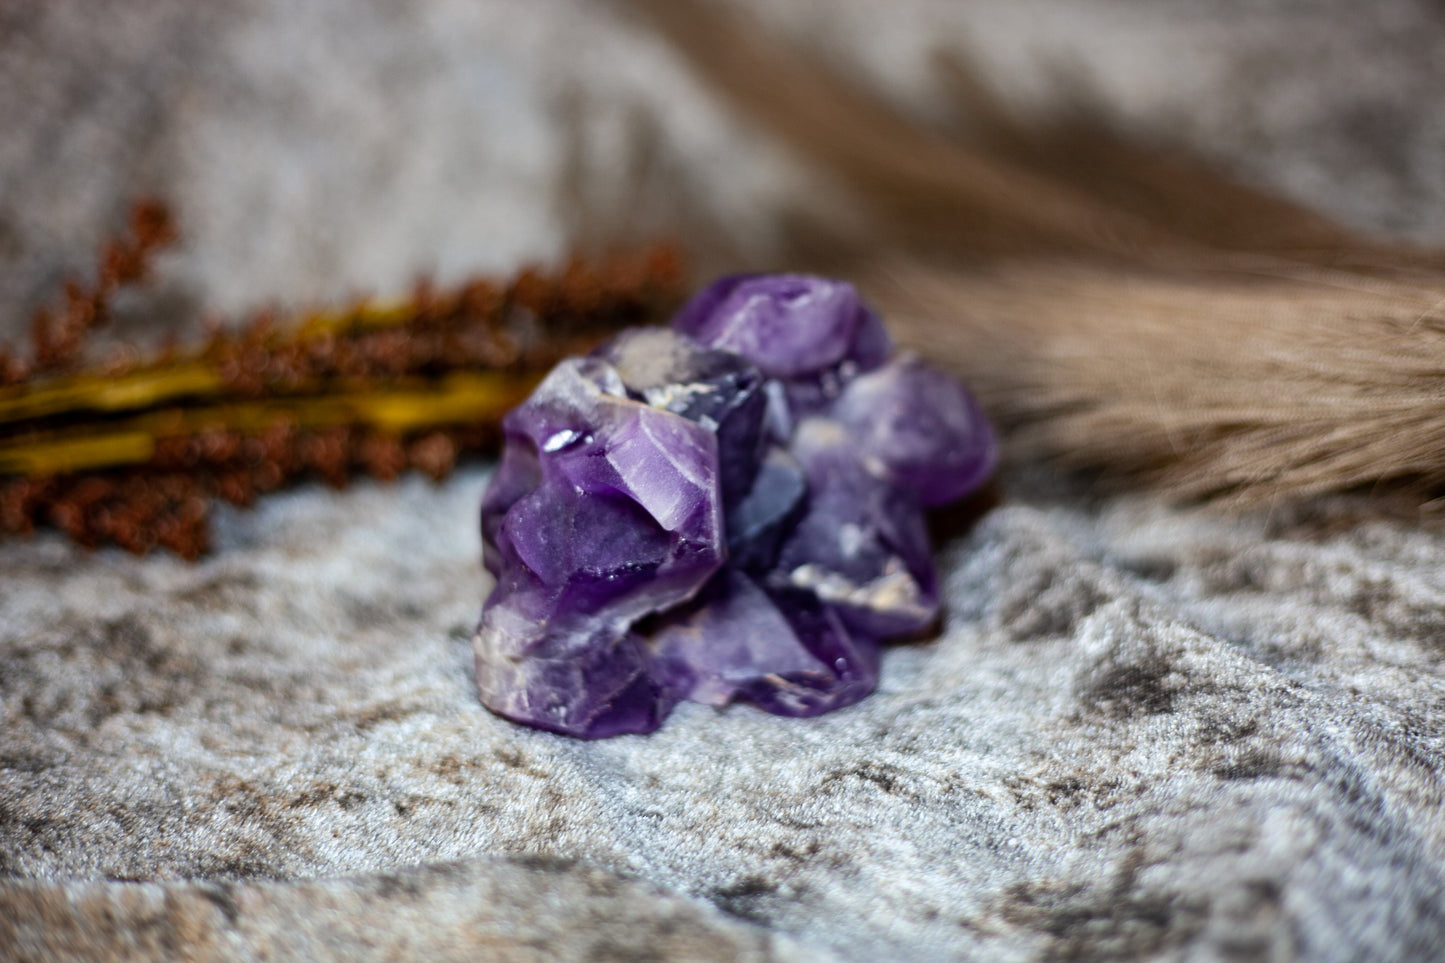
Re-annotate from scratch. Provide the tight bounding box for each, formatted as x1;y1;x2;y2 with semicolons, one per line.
4;2;1445;960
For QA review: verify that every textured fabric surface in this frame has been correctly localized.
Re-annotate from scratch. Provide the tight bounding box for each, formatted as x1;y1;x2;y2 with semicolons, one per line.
5;473;1445;959
5;2;1445;960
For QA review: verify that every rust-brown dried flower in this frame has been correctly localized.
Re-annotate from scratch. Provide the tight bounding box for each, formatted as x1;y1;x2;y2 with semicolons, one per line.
0;200;686;558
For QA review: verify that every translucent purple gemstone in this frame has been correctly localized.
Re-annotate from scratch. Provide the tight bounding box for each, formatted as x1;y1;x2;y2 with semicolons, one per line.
651;570;880;717
671;274;890;379
830;356;997;508
474;274;996;737
772;417;939;640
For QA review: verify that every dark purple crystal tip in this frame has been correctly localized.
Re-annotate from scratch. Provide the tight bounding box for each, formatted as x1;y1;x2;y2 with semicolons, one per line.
474;273;996;737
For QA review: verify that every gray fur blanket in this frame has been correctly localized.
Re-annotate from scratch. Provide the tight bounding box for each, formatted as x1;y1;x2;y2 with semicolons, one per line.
4;2;1445;959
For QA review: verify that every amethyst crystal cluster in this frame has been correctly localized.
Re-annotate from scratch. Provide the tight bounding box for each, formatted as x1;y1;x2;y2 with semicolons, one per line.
475;275;996;737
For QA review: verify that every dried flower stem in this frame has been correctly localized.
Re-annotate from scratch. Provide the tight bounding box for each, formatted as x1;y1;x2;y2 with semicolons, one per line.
1;201;686;556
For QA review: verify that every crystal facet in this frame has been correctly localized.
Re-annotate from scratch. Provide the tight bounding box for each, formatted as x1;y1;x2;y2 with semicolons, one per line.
475;274;996;737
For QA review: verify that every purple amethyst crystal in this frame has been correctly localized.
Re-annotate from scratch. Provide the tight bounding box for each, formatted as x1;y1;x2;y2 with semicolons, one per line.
474;274;996;737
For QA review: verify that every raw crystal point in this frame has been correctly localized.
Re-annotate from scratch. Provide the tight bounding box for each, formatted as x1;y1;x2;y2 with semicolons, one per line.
773;417;939;640
476;358;724;736
594;327;768;506
671;274;890;379
672;273;892;419
830;355;997;508
475;274;996;737
650;570;880;717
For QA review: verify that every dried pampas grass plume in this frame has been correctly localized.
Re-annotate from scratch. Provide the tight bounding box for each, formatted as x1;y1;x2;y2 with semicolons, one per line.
878;262;1445;502
631;0;1445;506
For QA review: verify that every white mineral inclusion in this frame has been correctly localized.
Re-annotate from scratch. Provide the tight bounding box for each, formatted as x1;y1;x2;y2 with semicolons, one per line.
785;558;931;623
543;429;583;453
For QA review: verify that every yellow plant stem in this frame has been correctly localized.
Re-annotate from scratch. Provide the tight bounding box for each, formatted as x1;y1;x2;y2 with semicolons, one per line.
0;371;538;477
0;299;456;427
294;298;418;335
0;362;224;424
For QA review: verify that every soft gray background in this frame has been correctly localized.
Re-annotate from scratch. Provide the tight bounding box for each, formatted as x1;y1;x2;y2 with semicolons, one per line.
4;2;1445;960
